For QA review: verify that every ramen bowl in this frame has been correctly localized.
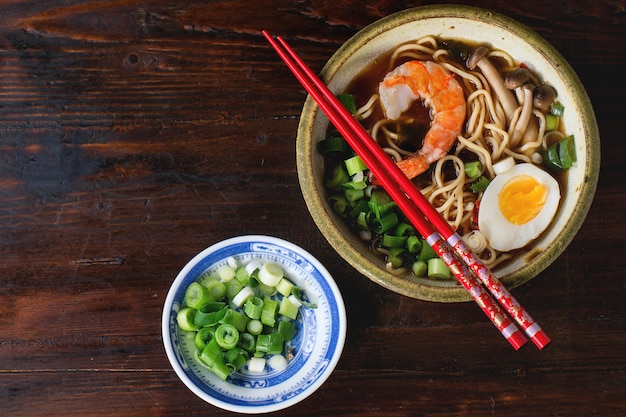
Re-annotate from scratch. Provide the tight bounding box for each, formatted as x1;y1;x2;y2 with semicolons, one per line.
296;5;600;302
162;235;346;413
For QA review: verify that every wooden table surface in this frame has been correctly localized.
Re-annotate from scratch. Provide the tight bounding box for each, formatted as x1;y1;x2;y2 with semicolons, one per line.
1;1;624;416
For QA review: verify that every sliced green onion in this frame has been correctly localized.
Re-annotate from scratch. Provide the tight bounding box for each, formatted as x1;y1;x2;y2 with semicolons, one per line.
220;308;249;333
261;298;279;327
356;211;370;230
247;357;266;373
411;261;428;277
344;187;364;202
232;286;255;308
258;262;284;287
184;282;212;309
258;283;276;296
246;319;263;335
342;180;367;190
317;136;346;154
225;279;243;300
225;256;238;269
464;161;484;179
428;258;451;279
243;296;264;320
198;337;221;368
199;339;231;381
349;199;370;218
406;235;422;254
387;247;407;268
338;93;357;115
176;307;198;332
369;189;391;206
291;286;317;309
417;243;437;262
328;194;349;215
558;135;576;169
324;164;349;189
276;278;294;297
545;114;559;131
238;332;256;352
218;265;236;282
204;279;226;301
469;176;490;193
394;222;415;236
256;333;284;355
245;260;262;276
215;323;239;349
543;141;562;170
344;155;367;176
288;294;302;308
543;135;576;171
267;354;288;371
381;234;408;248
235;266;250;285
277;320;296;342
372;212;399;234
278;297;299;320
194;327;214;351
369;200;396;219
224;348;247;372
194;302;227;327
550;102;565;117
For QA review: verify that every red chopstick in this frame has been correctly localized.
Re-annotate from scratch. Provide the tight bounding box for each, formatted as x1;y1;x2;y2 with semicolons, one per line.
264;31;549;350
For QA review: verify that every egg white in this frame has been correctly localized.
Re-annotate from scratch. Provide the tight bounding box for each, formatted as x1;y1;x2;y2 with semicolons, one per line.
478;163;561;252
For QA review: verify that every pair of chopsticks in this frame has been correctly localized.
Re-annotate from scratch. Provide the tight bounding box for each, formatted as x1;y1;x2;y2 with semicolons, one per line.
263;31;550;350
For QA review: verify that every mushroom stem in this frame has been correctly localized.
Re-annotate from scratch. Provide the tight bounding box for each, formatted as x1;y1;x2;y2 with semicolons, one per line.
469;47;518;122
511;85;535;147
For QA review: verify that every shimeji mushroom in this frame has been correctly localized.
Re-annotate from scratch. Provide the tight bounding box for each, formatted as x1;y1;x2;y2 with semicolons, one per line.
468;46;518;121
510;84;536;146
469;47;541;152
533;84;558;113
504;67;531;103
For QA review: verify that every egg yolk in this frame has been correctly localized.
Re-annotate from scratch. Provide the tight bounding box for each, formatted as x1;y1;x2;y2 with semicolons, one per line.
498;175;548;225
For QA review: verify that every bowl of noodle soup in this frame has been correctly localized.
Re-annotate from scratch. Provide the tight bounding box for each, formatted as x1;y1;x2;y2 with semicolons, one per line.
296;5;600;302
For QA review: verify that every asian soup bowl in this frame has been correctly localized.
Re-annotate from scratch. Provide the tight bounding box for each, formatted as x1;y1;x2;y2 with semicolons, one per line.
296;5;600;302
162;235;347;413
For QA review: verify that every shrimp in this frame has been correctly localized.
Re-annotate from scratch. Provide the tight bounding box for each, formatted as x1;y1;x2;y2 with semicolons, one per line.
378;60;466;180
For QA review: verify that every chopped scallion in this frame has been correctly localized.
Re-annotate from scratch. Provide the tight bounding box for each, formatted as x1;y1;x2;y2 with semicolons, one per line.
184;282;212;309
258;262;283;287
344;155;367;176
317;136;346;154
261;297;279;327
469;176;490;193
278;297;299;320
215;323;239;350
176;307;198;332
338;93;357;114
464;161;484;179
550;102;565;117
428;258;451;279
243;296;264;320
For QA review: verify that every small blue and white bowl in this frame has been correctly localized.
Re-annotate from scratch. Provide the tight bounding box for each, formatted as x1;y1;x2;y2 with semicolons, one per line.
162;235;347;414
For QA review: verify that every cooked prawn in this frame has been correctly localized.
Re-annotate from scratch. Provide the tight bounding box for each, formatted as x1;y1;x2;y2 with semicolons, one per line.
378;60;466;180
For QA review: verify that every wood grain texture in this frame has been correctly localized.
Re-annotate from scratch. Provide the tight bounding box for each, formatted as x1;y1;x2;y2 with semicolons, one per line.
0;0;625;416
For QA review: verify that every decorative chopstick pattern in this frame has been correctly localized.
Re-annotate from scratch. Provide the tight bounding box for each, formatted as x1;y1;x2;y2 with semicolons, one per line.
263;30;549;350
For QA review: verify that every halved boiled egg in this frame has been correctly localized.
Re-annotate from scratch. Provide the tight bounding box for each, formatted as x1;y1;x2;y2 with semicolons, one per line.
478;163;561;252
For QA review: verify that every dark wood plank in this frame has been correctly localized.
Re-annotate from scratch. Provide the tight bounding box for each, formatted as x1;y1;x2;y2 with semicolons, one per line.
0;0;625;416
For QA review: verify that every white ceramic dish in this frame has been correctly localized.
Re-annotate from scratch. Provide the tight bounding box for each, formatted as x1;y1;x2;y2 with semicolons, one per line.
162;235;346;413
296;5;600;302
